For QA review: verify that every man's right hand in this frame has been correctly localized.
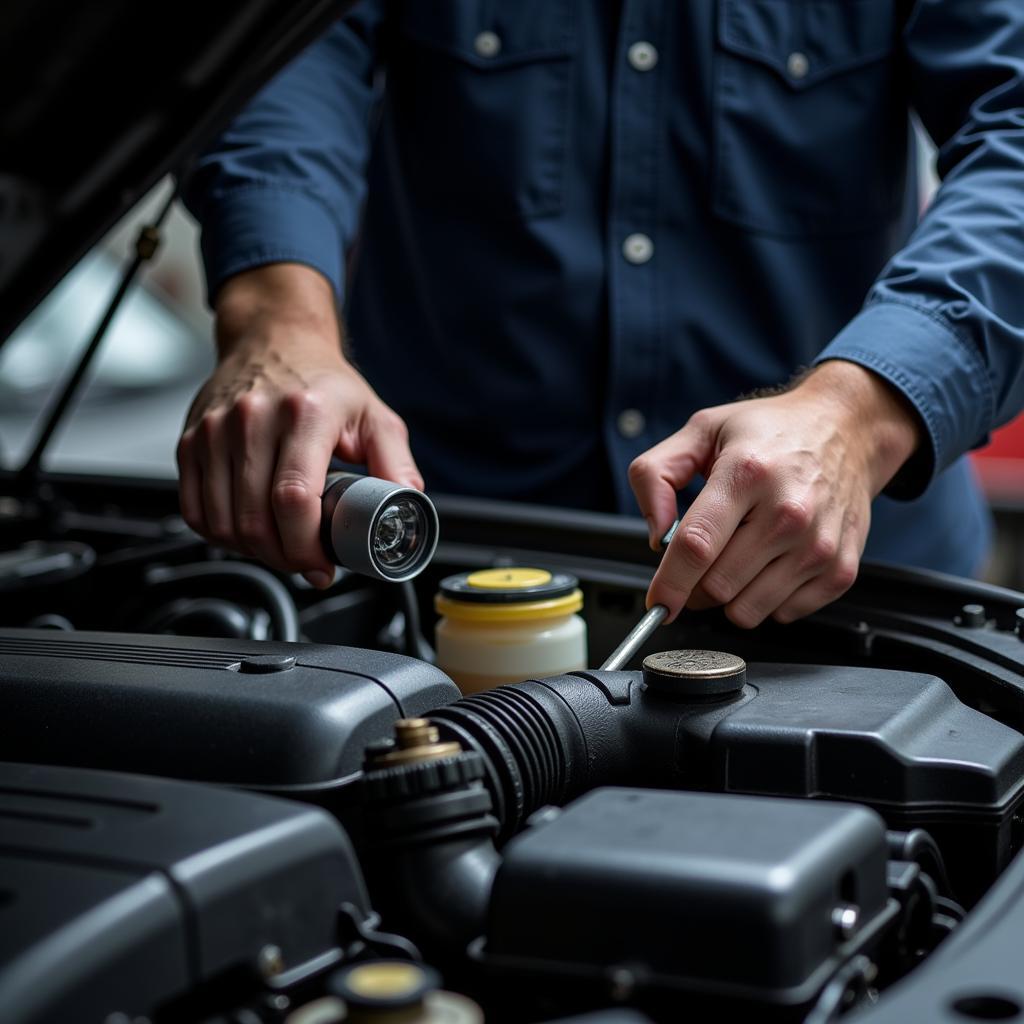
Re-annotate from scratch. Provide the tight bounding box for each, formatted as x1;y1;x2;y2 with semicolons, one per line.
176;263;423;588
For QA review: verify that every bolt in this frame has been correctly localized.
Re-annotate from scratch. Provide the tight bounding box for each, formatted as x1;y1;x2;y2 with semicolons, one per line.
394;718;439;748
958;603;987;628
832;904;860;940
257;944;285;980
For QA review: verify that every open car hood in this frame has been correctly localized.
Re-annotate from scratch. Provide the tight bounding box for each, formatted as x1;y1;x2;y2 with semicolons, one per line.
0;0;351;346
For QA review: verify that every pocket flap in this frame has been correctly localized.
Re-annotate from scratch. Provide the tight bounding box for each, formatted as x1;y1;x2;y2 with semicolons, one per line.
718;0;895;89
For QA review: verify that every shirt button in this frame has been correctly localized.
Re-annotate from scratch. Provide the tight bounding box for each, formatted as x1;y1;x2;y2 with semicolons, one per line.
622;233;654;265
786;51;810;80
474;30;502;58
617;409;647;440
627;40;659;72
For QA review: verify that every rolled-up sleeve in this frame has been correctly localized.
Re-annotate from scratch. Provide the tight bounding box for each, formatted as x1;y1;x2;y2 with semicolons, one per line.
815;0;1024;497
182;1;386;305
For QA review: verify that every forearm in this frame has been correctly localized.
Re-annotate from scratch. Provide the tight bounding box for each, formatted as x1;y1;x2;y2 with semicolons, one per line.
816;0;1024;492
214;263;345;360
797;360;923;495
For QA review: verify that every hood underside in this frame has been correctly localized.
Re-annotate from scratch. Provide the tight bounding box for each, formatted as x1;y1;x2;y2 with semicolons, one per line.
0;0;351;345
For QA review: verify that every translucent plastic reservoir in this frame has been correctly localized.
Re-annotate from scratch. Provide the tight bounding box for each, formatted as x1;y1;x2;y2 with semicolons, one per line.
434;568;587;694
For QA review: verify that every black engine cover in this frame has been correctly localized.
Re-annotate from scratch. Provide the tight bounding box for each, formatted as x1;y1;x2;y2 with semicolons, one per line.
0;629;460;788
0;761;368;1024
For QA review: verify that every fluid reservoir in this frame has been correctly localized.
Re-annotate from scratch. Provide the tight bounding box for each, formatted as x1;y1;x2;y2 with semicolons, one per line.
434;568;586;694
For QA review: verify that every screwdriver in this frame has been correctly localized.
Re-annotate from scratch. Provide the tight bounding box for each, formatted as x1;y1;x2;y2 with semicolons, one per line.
600;519;679;671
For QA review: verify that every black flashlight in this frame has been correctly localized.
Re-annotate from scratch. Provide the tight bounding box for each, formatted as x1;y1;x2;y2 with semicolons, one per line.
320;472;439;582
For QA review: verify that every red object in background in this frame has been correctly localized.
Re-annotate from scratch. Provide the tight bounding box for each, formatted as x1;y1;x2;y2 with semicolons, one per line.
973;415;1024;506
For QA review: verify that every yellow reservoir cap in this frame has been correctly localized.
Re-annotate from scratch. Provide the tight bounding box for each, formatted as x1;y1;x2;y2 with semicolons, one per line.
466;567;552;590
344;962;428;999
436;589;583;623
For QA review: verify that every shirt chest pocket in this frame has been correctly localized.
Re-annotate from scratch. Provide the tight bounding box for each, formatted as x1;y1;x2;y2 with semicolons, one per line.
392;0;574;220
712;0;908;237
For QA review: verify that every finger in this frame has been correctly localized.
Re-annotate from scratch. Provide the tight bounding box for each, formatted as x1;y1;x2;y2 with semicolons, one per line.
629;411;717;550
771;545;862;625
722;553;817;629
229;394;289;572
196;414;236;549
362;409;424;490
689;493;818;609
724;517;850;627
646;452;766;620
176;429;207;537
272;393;338;583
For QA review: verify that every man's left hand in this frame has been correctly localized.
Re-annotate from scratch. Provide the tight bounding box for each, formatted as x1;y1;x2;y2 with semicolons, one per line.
629;361;922;627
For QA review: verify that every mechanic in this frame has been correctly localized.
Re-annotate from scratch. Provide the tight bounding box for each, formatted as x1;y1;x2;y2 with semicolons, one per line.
178;1;1024;628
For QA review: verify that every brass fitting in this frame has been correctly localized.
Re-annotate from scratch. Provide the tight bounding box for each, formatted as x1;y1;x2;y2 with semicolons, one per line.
370;718;462;766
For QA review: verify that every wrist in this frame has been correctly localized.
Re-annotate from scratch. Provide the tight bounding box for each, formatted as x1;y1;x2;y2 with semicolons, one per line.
214;263;343;360
799;360;923;492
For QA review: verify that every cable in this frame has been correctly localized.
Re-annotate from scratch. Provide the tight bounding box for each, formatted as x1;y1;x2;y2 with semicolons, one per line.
397;579;435;663
144;561;300;642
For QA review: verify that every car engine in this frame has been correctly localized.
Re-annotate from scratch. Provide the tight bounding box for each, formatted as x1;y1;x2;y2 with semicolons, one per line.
3;481;1024;1024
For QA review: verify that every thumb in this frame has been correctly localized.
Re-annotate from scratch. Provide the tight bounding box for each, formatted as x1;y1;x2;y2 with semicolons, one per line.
628;409;720;550
362;409;425;491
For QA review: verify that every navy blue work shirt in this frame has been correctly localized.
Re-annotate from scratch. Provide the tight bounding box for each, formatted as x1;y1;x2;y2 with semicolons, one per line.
185;0;1024;578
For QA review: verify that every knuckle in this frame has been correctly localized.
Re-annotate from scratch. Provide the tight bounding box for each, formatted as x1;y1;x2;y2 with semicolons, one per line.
628;455;652;485
230;392;269;431
677;522;716;568
699;570;736;607
272;478;315;515
197;413;222;444
284;390;324;424
687;408;712;434
806;532;839;567
829;557;860;594
726;600;764;630
381;409;409;438
730;451;770;489
775;498;814;536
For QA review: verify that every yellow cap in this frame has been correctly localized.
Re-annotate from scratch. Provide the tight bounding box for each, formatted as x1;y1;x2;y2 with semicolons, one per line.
435;589;583;623
465;567;552;590
343;962;427;999
436;567;582;623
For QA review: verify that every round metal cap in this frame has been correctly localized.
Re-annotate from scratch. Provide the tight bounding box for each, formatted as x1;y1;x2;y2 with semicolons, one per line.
642;649;746;699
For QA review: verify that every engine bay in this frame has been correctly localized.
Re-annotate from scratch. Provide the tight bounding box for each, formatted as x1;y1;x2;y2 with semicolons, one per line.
4;477;1024;1024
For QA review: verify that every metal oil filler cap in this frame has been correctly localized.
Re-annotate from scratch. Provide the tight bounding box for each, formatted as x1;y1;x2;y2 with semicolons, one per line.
642;649;747;700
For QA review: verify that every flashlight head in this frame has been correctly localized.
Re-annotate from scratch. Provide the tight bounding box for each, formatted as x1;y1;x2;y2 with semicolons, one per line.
321;473;439;582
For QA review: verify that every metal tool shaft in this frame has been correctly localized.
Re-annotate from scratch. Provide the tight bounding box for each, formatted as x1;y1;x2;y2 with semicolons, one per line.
601;604;669;671
599;518;680;671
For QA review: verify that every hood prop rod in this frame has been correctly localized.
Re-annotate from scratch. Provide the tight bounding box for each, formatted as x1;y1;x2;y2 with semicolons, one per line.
17;183;179;495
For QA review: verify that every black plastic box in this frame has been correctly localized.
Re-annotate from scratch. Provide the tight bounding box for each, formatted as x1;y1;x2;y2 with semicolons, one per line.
484;788;892;1008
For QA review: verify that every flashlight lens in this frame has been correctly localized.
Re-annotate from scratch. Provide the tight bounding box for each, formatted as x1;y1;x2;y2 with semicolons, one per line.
373;499;426;571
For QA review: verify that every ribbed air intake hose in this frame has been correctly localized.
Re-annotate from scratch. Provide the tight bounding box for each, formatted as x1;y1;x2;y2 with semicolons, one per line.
429;671;693;839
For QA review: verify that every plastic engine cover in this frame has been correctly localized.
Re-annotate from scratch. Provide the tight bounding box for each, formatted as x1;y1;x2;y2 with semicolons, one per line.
0;629;460;787
0;761;368;1024
484;788;892;1009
